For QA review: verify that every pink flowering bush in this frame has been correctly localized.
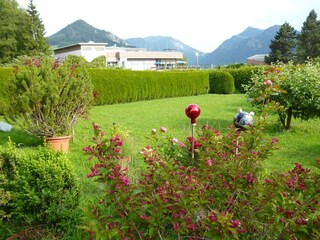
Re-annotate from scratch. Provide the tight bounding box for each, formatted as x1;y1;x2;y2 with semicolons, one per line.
245;60;320;129
82;123;320;239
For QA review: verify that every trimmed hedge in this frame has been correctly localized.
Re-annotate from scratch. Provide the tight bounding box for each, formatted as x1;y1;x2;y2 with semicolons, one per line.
2;66;261;107
225;66;261;93
208;70;235;94
0;68;14;115
88;69;210;105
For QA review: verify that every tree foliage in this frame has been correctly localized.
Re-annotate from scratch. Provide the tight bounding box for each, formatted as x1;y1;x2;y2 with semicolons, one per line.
0;0;20;64
245;60;320;129
296;9;320;63
18;0;51;56
265;22;297;64
0;0;51;64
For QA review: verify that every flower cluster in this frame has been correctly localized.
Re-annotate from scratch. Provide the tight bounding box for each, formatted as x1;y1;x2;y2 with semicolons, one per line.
82;123;320;239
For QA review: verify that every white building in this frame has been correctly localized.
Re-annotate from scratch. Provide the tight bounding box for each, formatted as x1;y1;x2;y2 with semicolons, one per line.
247;54;268;65
53;42;184;70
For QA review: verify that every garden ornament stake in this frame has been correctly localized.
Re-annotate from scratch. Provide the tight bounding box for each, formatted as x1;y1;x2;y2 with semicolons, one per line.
185;104;201;164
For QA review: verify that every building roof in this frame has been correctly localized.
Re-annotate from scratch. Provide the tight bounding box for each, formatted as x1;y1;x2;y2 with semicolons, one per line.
247;54;268;61
247;54;268;65
54;42;108;51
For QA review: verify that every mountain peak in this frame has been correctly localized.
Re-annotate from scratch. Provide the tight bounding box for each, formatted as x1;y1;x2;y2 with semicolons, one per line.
48;19;133;48
238;27;264;38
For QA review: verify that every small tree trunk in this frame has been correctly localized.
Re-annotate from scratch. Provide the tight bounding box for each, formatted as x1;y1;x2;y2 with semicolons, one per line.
285;107;293;130
278;112;286;129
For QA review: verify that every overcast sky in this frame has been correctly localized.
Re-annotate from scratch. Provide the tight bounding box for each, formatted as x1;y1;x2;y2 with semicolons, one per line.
16;0;320;53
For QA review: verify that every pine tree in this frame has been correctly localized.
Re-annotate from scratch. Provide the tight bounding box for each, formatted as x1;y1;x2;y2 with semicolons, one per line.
0;0;20;64
265;22;297;64
296;9;320;62
19;0;51;56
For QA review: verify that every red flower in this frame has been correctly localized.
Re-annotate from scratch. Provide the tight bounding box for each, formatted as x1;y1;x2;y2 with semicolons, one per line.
295;218;307;225
230;219;241;228
173;223;181;232
209;214;217;222
187;223;197;231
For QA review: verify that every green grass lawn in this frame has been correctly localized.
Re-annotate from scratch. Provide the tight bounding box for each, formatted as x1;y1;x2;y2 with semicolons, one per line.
1;93;319;238
1;93;319;175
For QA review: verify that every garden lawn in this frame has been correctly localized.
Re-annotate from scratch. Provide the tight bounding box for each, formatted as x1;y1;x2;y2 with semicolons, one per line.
1;93;319;176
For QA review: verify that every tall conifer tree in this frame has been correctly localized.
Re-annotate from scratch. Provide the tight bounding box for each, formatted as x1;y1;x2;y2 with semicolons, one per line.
265;22;297;64
20;0;51;55
296;9;320;62
0;0;20;63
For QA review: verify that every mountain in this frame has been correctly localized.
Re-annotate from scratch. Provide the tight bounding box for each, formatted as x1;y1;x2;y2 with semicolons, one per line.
47;19;134;48
126;36;204;65
47;20;282;66
200;26;281;67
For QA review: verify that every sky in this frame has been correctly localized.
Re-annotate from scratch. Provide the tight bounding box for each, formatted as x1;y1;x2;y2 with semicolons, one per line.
16;0;320;53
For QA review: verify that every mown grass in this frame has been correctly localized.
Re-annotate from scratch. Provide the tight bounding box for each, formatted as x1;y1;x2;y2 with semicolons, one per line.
1;93;319;238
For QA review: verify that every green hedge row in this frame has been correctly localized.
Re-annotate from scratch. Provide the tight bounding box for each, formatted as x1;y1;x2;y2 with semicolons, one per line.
224;66;261;93
208;70;235;94
0;68;14;115
0;66;263;111
88;69;210;105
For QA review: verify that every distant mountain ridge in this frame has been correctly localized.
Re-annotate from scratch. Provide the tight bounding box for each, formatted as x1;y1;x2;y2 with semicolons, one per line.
201;26;281;66
126;36;205;65
47;20;282;66
47;19;134;48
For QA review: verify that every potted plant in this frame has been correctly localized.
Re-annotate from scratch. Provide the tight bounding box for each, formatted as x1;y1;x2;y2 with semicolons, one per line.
4;55;94;152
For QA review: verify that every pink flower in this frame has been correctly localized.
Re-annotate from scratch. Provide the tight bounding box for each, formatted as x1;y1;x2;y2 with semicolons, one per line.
187;223;197;231
295;218;307;225
171;138;178;143
173;223;181;232
120;176;129;186
160;127;167;133
179;142;186;148
209;214;217;222
265;178;272;183
83;145;93;153
264;79;273;86
206;159;215;166
231;219;241;228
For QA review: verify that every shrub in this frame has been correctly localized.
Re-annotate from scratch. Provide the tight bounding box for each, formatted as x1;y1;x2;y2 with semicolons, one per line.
209;70;235;94
0;141;80;237
4;55;94;137
245;60;320;129
82;122;320;239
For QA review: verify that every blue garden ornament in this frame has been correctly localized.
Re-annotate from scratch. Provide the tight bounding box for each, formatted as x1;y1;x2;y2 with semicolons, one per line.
234;108;255;130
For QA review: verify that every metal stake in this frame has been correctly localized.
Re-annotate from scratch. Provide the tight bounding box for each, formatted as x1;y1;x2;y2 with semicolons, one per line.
191;123;196;164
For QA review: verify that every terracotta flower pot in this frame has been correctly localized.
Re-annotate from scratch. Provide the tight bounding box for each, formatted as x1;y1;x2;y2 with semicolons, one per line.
46;136;71;153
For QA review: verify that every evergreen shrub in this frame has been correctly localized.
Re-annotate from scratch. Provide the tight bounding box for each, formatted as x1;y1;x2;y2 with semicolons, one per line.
4;55;94;137
88;69;209;105
209;70;235;94
0;141;80;237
